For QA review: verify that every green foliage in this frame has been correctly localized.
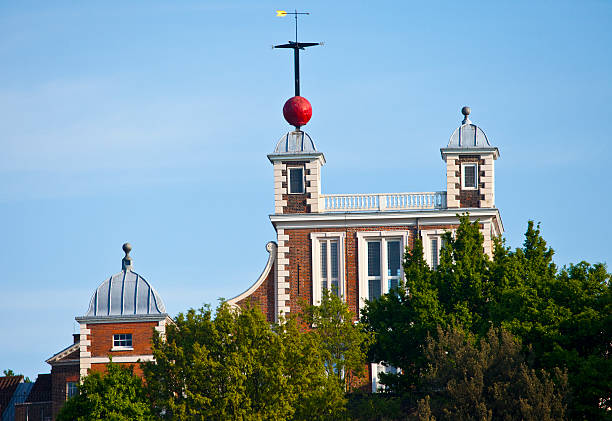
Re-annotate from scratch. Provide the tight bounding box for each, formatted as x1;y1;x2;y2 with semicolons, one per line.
347;392;402;421
57;362;152;421
302;288;374;388
2;369;31;382
362;215;611;419
418;326;567;421
143;302;346;420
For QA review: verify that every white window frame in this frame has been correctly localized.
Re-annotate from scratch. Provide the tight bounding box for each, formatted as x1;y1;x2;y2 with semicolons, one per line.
357;231;409;311
461;162;478;190
311;232;346;304
66;381;78;399
421;229;455;269
287;166;305;194
371;362;401;392
111;333;133;351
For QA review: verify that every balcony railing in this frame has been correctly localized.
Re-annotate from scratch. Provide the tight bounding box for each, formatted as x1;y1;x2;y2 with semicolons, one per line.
321;192;447;212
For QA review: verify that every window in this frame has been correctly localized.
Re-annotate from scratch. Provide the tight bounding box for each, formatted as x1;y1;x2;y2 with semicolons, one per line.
422;229;454;269
357;231;408;309
112;333;133;350
367;241;381;300
288;167;304;194
462;163;478;189
371;363;401;392
431;238;439;269
66;381;78;399
320;240;340;296
387;240;401;292
366;240;401;300
311;232;346;304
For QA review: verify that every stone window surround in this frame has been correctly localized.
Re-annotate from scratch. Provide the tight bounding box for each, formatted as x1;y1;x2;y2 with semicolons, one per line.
111;333;133;351
461;162;479;190
421;229;456;269
356;230;409;311
287;166;305;194
310;232;346;305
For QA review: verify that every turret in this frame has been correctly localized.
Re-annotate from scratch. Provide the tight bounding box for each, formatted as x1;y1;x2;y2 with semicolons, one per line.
441;107;499;208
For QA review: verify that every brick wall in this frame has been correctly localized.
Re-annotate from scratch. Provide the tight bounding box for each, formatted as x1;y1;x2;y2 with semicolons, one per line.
15;402;52;421
236;262;277;322
284;225;424;318
282;162;313;214
283;193;309;213
89;362;145;378
456;156;484;208
51;362;79;420
88;321;157;357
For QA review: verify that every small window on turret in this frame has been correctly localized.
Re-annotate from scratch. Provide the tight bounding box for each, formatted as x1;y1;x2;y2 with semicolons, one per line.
462;163;478;189
288;167;304;194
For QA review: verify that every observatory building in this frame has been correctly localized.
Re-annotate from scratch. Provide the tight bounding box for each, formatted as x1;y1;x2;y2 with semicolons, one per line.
228;101;503;389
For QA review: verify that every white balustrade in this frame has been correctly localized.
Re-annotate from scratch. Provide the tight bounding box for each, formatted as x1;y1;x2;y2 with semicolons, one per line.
321;192;447;212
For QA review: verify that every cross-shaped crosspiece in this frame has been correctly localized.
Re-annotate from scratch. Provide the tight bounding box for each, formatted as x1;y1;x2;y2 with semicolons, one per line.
274;10;322;97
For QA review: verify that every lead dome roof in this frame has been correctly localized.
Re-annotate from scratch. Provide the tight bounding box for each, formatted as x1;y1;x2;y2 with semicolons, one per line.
273;130;317;154
448;123;491;148
79;243;166;319
83;269;166;317
446;106;493;148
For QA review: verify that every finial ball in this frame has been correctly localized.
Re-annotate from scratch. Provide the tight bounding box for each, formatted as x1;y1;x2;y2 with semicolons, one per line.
283;96;312;128
461;106;471;116
122;243;132;255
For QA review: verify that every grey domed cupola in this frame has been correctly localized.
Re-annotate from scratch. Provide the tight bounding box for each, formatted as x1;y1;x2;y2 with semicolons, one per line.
447;107;495;149
268;130;326;215
273;130;318;155
76;244;167;322
441;106;500;209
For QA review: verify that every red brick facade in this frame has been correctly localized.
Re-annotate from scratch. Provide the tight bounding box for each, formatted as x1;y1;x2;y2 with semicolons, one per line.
237;224;466;323
50;360;79;420
235;262;276;321
87;321;157;358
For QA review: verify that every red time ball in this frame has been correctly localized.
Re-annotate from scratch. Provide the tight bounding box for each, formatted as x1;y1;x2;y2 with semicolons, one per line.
283;96;312;128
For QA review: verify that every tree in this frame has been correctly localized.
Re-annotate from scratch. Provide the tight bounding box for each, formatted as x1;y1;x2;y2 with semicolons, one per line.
302;288;374;389
143;301;346;420
2;369;31;382
57;361;152;421
417;326;567;421
362;215;611;419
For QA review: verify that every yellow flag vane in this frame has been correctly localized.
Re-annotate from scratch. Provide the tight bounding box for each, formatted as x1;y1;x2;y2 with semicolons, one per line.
273;10;321;97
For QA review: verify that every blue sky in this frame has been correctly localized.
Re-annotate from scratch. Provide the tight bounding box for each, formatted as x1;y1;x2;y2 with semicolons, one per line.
1;0;610;378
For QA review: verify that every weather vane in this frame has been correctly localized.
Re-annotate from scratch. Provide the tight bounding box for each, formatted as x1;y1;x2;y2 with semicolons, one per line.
274;10;322;97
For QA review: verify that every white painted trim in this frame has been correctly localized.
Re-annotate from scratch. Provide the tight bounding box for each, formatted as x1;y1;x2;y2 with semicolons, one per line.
356;231;409;311
421;229;455;268
111;346;134;352
76;314;168;324
227;242;277;307
461;163;479;190
287;166;305;194
270;209;504;235
310;232;346;305
89;355;154;364
46;342;80;365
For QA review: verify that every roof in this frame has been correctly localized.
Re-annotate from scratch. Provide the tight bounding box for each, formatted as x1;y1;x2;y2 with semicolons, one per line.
0;376;23;415
441;107;499;159
46;342;80;366
447;123;491;148
25;374;51;403
82;269;166;318
273;130;317;154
